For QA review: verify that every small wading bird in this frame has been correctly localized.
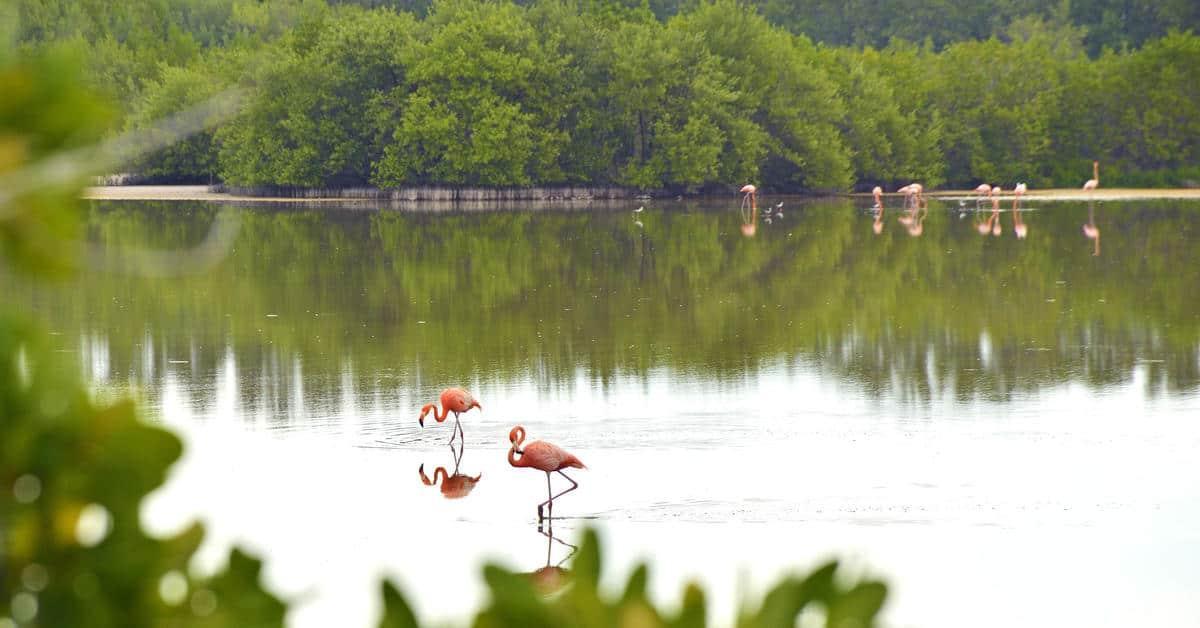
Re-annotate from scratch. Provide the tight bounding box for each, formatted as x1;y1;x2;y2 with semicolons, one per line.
1083;161;1100;191
418;387;481;444
508;425;586;523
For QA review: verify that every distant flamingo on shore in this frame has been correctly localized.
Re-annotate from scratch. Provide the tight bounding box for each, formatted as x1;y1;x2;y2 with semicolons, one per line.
418;387;481;444
1083;161;1100;191
508;425;586;523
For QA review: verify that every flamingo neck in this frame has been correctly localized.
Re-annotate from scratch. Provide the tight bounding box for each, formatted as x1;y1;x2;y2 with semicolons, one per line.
508;445;529;468
423;403;449;422
1094;162;1099;183
507;429;528;467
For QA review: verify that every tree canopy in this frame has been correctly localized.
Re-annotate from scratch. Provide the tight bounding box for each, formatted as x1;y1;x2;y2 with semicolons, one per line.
12;0;1200;190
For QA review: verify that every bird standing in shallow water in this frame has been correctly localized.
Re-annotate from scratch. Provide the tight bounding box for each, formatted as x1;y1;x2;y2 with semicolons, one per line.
507;425;586;523
1083;161;1100;192
418;387;481;444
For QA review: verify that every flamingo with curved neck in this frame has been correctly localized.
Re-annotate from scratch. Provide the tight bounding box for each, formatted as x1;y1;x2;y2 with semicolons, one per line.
418;387;481;444
508;425;585;523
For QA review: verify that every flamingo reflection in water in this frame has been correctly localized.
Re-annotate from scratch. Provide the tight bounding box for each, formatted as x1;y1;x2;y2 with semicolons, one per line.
523;526;578;595
977;186;1003;236
418;440;481;499
1012;183;1028;239
871;186;885;235
896;184;927;237
508;425;586;524
1084;201;1101;256
739;184;758;237
973;183;993;210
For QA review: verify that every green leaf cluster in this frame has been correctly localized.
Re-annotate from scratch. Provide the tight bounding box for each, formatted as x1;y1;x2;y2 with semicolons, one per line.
373;529;886;628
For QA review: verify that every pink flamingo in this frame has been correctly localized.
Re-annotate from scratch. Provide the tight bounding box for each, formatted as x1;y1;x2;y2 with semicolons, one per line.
907;183;927;210
508;425;586;523
896;184;915;211
973;183;992;209
418;387;481;444
740;184;757;212
872;186;883;209
977;187;1002;235
1083;161;1099;191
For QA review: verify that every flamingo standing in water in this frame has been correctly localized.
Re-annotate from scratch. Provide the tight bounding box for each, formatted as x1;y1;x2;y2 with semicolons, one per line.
871;186;885;234
1011;183;1028;239
740;184;757;212
973;183;992;210
418;387;481;444
508;425;586;523
1083;161;1099;192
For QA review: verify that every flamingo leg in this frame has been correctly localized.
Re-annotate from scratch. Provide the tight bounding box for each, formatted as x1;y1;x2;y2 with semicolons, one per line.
449;439;463;472
538;471;553;522
551;470;579;501
448;412;463;445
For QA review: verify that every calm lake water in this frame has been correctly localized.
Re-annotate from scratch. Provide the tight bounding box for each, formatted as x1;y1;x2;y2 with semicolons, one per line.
12;197;1200;627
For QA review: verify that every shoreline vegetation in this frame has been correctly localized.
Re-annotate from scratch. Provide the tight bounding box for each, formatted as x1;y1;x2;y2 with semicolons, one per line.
16;0;1200;193
83;185;1200;204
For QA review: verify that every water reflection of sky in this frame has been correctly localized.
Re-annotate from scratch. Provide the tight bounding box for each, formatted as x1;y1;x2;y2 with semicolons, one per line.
23;199;1200;627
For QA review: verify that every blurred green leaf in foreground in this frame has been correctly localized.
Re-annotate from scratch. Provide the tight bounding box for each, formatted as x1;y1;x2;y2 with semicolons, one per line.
1;32;887;628
2;37;285;628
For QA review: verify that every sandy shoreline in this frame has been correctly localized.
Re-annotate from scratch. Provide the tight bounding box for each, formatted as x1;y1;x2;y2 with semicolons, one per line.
83;185;1200;203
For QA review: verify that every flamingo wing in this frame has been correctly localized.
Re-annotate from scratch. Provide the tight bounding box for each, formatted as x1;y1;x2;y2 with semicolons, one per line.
442;387;478;412
523;440;584;472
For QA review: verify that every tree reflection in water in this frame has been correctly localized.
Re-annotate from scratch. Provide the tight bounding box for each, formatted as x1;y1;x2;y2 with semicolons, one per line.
7;198;1199;408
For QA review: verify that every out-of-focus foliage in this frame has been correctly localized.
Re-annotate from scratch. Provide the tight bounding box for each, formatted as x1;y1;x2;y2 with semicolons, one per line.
1;42;286;628
1;312;287;627
0;45;110;274
376;529;887;628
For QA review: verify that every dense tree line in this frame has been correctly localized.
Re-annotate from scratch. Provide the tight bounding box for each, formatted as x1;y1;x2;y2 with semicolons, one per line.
13;0;1200;190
